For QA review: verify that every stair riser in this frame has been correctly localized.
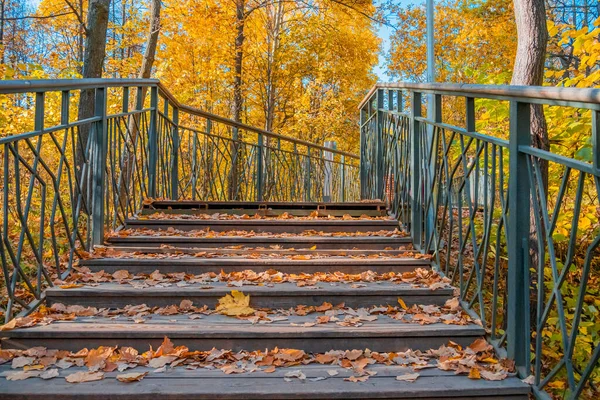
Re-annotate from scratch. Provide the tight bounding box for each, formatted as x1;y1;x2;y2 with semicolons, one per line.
107;238;411;250
2;335;481;354
46;293;452;309
0;393;530;400
124;221;398;233
79;259;431;274
142;201;387;217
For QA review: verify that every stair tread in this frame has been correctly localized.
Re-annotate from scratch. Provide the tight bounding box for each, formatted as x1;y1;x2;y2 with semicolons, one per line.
126;219;398;225
80;256;430;265
0;364;529;399
3;313;484;337
46;281;453;297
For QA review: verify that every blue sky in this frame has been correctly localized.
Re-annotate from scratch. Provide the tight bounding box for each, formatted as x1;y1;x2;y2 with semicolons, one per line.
374;0;417;81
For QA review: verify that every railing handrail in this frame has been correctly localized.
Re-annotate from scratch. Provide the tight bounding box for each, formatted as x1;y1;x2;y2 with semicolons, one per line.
0;78;159;93
359;82;600;109
0;78;359;160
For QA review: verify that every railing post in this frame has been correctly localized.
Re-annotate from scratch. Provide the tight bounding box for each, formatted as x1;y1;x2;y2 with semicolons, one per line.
148;85;158;198
171;106;179;200
593;110;599;170
340;155;346;203
507;100;531;377
323;141;335;202
304;147;312;202
376;88;385;199
410;91;423;250
359;105;367;199
91;87;108;246
256;133;264;201
229;127;240;201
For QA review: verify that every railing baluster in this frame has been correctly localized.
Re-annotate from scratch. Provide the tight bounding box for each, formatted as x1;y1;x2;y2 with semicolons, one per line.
91;87;108;246
376;88;384;199
410;91;422;249
171;107;179;200
507;100;532;377
256;133;264;201
148;85;159;198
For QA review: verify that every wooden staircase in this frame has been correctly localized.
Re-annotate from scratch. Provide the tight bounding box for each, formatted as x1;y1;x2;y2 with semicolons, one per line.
0;201;530;399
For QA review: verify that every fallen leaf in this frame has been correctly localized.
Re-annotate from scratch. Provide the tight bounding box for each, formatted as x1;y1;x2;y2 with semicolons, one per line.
468;368;481;380
397;297;408;310
5;371;41;380
395;372;420;382
327;369;339;376
116;372;148;382
480;370;507;381
216;291;256;316
65;371;105;383
0;319;17;331
344;375;369;382
148;356;177;369
284;370;306;381
40;369;60;380
59;283;84;289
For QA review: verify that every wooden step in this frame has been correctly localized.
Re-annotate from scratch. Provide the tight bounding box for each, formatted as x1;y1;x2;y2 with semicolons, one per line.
45;281;453;309
1;314;485;353
79;256;431;274
124;218;399;233
0;363;530;399
106;235;411;250
100;246;412;256
142;200;388;217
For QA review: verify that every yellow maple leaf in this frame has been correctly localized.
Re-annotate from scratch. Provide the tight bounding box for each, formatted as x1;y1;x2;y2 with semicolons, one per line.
216;291;256;316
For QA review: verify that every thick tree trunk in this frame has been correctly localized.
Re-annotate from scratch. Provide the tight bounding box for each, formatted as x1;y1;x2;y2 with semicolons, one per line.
229;0;246;200
511;0;549;333
511;0;549;163
76;0;111;174
233;0;245;124
118;0;161;207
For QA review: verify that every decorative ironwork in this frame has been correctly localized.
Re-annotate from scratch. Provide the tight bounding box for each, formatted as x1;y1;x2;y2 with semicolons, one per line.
0;79;360;323
360;83;600;399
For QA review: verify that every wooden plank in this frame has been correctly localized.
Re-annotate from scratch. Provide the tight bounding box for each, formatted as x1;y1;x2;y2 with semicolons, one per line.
78;256;431;274
140;208;386;217
124;219;399;233
0;363;529;399
1;315;485;353
106;236;412;250
99;246;413;256
45;281;453;309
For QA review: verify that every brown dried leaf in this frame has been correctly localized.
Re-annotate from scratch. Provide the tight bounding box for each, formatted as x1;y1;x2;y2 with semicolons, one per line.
116;371;148;382
65;371;105;383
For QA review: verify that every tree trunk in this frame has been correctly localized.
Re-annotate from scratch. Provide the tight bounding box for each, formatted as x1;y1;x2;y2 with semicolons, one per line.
118;0;161;208
233;0;245;124
76;0;111;174
229;0;246;200
511;0;549;334
511;0;549;162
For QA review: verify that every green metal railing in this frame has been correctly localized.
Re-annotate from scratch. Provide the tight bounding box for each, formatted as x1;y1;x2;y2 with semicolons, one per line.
360;83;600;399
0;78;360;321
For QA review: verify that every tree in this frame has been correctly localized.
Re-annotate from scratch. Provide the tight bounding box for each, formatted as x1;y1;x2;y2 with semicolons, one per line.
76;0;111;170
118;0;161;205
511;0;549;163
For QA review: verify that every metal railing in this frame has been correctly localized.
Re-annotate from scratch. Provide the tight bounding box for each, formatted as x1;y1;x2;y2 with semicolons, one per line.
0;78;360;321
360;83;600;399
